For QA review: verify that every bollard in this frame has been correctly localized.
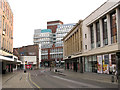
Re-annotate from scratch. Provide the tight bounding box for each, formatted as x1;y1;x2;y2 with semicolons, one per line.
111;75;114;83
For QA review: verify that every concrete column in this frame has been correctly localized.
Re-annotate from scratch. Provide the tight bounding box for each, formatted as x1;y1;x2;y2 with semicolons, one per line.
116;8;120;43
93;23;96;48
107;14;111;45
80;57;83;73
99;19;103;47
16;64;18;70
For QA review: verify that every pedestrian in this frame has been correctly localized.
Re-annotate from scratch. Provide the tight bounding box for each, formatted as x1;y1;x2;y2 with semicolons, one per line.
115;70;118;82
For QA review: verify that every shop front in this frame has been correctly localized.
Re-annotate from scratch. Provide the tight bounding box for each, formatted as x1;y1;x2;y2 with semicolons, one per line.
84;53;117;74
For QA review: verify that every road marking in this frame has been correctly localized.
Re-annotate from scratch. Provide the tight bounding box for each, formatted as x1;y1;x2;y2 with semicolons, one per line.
29;73;40;88
52;76;101;88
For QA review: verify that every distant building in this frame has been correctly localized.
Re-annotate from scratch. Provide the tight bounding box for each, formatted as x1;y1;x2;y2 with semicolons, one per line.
13;44;40;69
63;20;83;72
56;23;76;47
33;20;76;67
34;29;52;48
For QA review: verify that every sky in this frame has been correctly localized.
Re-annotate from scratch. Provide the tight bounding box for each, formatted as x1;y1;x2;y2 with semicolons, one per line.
7;0;107;48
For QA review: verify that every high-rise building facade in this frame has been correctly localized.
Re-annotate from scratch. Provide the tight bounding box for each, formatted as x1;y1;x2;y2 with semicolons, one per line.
33;20;75;67
55;23;76;47
34;29;53;48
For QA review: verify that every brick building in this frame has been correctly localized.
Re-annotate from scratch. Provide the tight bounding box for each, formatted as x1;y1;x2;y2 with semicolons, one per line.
13;44;40;69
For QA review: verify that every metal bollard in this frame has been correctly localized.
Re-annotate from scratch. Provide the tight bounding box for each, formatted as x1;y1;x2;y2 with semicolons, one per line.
111;75;114;83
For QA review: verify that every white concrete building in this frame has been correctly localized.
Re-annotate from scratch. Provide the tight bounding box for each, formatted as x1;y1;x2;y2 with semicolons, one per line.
33;29;53;48
82;0;120;74
55;23;76;47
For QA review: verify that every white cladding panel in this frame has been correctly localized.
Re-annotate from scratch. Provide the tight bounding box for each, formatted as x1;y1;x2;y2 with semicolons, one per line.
21;56;37;64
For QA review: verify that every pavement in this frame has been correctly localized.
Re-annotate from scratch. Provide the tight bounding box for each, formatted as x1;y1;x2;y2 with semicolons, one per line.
2;70;33;88
51;67;118;84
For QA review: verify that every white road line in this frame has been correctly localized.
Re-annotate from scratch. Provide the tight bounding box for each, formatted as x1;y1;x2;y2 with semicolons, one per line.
52;76;101;88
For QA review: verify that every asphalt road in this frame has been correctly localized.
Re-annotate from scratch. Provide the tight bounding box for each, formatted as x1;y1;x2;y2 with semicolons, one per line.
28;68;119;89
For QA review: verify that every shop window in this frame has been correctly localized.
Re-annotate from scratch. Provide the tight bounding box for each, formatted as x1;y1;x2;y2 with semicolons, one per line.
111;54;116;64
110;11;117;44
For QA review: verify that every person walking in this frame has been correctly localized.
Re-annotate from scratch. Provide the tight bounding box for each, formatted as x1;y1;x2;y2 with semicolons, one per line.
115;70;118;82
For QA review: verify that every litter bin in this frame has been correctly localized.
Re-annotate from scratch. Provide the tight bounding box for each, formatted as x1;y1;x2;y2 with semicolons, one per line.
111;75;114;82
54;69;57;72
24;70;26;73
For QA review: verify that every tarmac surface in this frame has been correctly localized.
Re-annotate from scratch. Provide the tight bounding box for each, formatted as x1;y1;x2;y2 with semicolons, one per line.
1;68;119;90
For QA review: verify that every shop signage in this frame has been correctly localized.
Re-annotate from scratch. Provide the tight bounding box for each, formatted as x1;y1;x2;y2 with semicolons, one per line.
28;62;33;64
97;55;103;73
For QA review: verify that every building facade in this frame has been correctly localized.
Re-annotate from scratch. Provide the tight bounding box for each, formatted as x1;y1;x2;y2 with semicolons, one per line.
63;0;120;74
56;23;76;47
34;29;53;48
13;44;40;69
33;20;76;67
82;0;120;74
0;0;20;74
63;20;83;72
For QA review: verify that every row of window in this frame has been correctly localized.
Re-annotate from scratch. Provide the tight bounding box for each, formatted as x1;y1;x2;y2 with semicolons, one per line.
50;48;63;53
41;50;48;53
57;25;74;29
2;19;12;38
88;10;118;50
41;55;48;59
2;37;12;52
0;0;13;25
50;54;63;59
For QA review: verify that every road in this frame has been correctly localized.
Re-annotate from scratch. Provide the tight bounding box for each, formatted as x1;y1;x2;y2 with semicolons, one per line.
28;68;118;89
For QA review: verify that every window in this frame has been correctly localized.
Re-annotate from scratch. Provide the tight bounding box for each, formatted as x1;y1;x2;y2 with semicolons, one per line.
102;16;108;46
110;11;117;44
0;35;1;49
111;54;116;64
85;34;87;38
0;15;2;28
0;0;2;9
96;21;100;47
85;45;87;50
2;38;4;48
90;25;94;49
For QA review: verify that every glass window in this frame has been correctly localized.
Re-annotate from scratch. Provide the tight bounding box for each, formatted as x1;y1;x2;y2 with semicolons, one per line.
102;16;108;46
110;11;117;44
111;54;116;64
90;25;94;49
96;21;101;47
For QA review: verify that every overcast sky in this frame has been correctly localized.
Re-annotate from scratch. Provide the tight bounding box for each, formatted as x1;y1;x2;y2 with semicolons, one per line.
8;0;107;48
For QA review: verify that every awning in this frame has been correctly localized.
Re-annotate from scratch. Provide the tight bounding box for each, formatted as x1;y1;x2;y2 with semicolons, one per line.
0;55;14;62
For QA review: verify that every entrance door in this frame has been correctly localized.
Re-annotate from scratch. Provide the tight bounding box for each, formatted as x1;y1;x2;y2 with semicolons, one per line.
73;62;77;72
67;63;69;69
